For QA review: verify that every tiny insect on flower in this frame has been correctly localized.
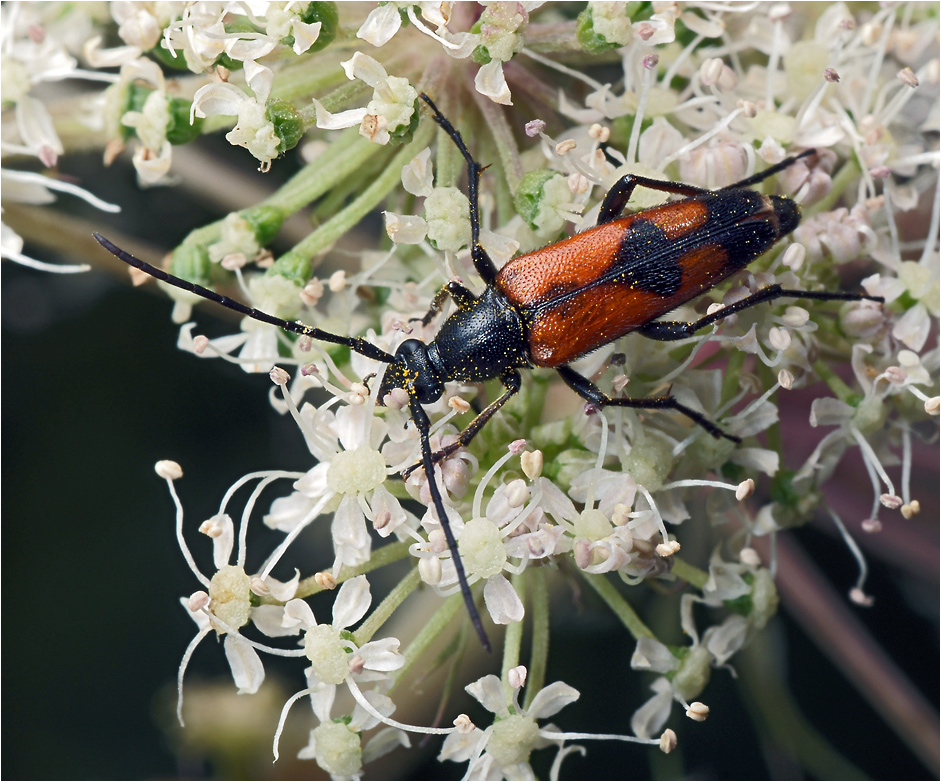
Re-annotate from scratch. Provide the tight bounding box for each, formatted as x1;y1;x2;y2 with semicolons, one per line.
94;94;883;651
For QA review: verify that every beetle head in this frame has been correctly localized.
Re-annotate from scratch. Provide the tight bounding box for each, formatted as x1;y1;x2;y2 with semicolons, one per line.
377;338;444;406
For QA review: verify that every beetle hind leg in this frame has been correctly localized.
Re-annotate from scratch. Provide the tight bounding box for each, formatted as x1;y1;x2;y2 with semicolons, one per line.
638;284;885;341
556;365;741;443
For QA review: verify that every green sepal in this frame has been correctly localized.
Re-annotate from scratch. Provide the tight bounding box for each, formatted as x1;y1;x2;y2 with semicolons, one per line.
514;169;558;230
166;97;203;145
242;205;286;246
266;99;305;153
267;252;312;287
469;20;491;64
169;242;213;287
120;83;150;142
769;468;799;508
148;43;189;71
282;2;339;52
387;98;421;146
576;7;620;54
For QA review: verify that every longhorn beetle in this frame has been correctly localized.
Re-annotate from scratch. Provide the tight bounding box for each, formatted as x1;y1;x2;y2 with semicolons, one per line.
94;93;883;651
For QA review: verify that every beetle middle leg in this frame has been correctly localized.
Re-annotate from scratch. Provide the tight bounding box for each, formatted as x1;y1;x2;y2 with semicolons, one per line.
638;284;884;341
556;364;741;443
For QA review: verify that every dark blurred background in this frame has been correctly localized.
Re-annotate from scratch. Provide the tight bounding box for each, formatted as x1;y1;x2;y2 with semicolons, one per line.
3;133;938;780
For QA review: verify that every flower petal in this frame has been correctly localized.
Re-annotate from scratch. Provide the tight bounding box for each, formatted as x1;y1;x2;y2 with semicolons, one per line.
475;59;512;105
465;673;508;717
483;573;525;624
631;636;679;673
313;99;368;130
358;637;405;672
526;681;580;719
223;633;265;693
332;574;372;629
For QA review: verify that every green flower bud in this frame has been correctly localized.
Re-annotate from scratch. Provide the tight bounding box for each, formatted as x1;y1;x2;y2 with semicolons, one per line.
242;205;286;247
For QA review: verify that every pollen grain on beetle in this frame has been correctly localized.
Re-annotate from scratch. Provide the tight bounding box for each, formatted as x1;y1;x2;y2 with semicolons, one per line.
9;1;939;779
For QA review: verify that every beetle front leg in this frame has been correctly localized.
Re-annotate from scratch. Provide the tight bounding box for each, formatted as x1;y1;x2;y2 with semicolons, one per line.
412;281;479;327
638;284;885;341
556;365;741;443
420;93;498;286
402;370;522;480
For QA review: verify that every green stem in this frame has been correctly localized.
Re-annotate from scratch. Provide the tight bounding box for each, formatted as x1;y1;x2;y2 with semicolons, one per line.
758;362;783;454
392;592;465;687
720;350;747;406
271;120;435;283
523;567;549;711
503;571;526;706
353;566;421;645
261;131;378;214
176;130;378;254
580;572;656;640
293;541;411;600
812;357;857;404
671;556;709;589
474;91;523;196
737;631;866;778
806;157;861;216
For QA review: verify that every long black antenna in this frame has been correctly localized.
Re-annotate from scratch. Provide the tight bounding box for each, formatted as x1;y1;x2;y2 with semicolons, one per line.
92;234;395;364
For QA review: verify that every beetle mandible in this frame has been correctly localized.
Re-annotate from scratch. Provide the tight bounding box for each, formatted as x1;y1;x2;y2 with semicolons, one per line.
94;93;883;651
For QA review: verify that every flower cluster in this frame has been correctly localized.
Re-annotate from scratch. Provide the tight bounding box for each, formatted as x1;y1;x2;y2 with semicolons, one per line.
7;2;938;779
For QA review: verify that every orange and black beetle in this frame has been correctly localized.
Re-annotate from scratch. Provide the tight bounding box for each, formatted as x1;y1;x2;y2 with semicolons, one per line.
94;94;882;649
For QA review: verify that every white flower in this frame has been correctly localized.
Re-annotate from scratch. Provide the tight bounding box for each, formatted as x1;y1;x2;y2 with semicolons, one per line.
293;576;405;688
191;82;280;168
269;577;406;777
439;669;578;779
265;403;411;575
294;686;408;779
863;261;940;352
314;53;418;146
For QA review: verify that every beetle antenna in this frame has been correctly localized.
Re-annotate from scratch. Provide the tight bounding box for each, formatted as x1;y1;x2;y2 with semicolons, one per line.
92;233;395;364
407;395;492;652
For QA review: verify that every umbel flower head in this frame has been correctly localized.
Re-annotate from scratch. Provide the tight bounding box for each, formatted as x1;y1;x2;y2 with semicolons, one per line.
9;2;938;779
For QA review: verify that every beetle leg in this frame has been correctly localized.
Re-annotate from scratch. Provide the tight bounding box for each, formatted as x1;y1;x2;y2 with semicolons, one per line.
597;150;819;226
638;284;885;341
412;281;479;327
402;370;522;480
556;365;741;443
420;93;498;286
407;395;492;651
720;149;816;190
597;175;709;226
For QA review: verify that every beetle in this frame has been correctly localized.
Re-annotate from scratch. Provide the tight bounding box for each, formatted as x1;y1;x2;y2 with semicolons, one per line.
94;93;883;651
